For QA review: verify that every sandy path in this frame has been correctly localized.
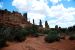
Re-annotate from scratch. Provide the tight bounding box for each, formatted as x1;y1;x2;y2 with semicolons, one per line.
1;36;75;50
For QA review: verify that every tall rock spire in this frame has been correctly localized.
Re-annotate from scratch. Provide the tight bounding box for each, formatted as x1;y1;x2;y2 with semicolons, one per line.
39;19;43;27
33;19;35;25
23;13;27;21
45;21;49;29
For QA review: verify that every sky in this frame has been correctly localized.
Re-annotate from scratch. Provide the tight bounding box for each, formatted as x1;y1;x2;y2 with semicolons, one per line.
0;0;75;28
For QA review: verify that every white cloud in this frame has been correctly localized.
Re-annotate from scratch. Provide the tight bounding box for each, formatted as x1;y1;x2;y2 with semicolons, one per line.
12;0;75;28
28;12;45;25
12;0;48;12
12;0;48;25
48;4;75;28
0;2;3;8
12;0;28;12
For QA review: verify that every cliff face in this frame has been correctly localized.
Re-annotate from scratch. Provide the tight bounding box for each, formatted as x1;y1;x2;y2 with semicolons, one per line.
0;9;32;28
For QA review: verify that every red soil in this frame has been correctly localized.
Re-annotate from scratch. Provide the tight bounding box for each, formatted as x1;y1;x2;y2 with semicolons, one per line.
1;36;75;50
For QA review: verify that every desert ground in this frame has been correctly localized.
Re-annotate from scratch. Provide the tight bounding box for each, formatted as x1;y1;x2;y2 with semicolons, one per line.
1;36;75;50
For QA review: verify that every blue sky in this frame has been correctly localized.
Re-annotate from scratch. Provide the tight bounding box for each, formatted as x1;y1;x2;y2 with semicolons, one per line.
0;0;17;11
0;0;75;28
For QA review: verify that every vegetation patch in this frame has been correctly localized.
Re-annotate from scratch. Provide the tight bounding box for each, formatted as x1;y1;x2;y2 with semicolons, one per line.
69;34;75;40
44;30;60;43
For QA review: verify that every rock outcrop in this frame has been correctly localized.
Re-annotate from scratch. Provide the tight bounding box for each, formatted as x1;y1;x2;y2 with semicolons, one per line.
0;9;32;28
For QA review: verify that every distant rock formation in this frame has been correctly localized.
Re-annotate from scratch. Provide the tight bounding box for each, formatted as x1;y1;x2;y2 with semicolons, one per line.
45;21;49;29
39;19;43;28
0;9;32;28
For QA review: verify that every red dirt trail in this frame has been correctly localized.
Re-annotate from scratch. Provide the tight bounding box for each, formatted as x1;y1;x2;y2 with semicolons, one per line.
1;36;75;50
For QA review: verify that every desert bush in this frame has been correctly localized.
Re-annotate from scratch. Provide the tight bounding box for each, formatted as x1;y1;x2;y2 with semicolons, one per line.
0;38;7;48
29;29;39;37
44;30;60;43
43;29;50;34
28;25;39;37
0;25;8;48
7;27;17;41
8;27;28;42
69;34;75;40
14;28;28;42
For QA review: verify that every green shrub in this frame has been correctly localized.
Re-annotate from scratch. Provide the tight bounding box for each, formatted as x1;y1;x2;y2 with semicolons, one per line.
43;29;50;34
8;27;27;42
7;27;16;41
0;25;8;48
44;30;60;43
0;39;7;48
14;28;28;42
0;24;28;48
29;29;39;37
28;25;39;37
69;34;75;40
